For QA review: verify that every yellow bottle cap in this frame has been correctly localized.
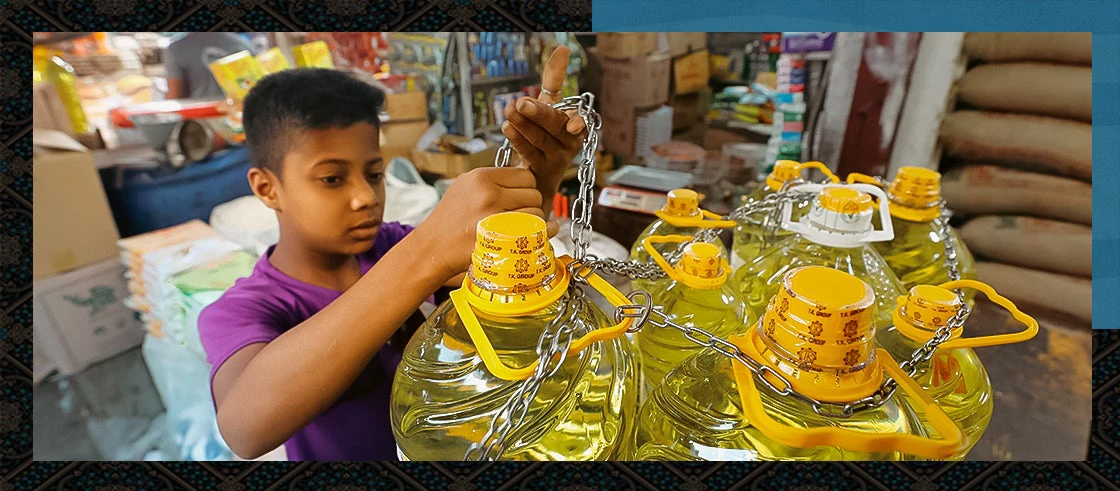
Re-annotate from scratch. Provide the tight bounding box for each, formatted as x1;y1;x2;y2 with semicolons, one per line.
464;212;569;316
662;188;701;218
894;285;964;342
675;242;729;288
643;236;731;289
887;166;943;222
818;187;874;214
766;160;803;190
742;266;883;403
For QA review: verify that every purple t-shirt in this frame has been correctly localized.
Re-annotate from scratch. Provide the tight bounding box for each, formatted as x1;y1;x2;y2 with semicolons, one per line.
199;221;415;461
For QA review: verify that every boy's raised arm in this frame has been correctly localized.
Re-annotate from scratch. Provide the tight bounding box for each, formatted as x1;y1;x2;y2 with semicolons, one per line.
211;168;547;459
501;46;588;222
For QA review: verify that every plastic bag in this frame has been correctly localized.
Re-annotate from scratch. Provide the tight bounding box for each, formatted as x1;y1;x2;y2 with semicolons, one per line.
384;157;438;227
141;334;235;461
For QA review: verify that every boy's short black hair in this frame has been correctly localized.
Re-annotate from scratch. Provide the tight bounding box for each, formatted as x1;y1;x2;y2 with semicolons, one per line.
242;68;385;176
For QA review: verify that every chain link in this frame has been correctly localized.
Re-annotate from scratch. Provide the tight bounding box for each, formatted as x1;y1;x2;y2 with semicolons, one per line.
484;99;973;436
470;275;588;460
472;94;603;460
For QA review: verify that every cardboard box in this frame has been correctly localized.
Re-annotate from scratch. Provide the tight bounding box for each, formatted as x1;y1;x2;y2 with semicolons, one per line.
703;127;751;151
601;53;671;108
380;120;430;162
411;136;498;178
664;33;708;57
601;99;640;159
597;33;658;59
601;104;667;160
670;87;712;131
385;91;428;121
673;50;711;95
34;259;145;376
33;130;121;281
34;82;76;137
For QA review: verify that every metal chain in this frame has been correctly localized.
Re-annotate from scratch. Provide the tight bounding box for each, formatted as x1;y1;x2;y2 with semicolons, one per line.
472;94;602;460
614;290;970;418
497;93;602;262
593;256;667;280
470;274;588;461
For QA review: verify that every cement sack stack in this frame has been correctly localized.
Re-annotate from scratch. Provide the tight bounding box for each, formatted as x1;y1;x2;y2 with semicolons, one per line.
941;32;1092;323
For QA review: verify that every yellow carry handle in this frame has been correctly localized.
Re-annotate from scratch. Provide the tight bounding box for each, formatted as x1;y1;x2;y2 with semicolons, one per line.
642;235;730;289
452;255;633;381
846;172;883;186
935;280;1040;350
655;209;737;229
796;161;841;184
732;345;966;460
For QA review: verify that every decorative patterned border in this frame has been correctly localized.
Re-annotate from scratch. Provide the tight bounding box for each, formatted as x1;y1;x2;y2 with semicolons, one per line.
1;3;1111;489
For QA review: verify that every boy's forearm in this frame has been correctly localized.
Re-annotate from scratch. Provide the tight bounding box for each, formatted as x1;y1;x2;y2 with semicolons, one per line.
216;231;447;455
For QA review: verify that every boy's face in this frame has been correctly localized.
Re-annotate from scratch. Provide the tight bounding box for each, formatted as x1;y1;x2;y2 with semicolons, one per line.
270;122;386;257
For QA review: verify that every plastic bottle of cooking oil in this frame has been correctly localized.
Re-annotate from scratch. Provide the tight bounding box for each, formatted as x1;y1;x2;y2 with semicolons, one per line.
877;280;1038;460
33;46;94;135
634;266;965;461
629;188;733;293
733;183;907;330
391;211;638;461
731;160;840;271
848;168;979;306
636;236;747;395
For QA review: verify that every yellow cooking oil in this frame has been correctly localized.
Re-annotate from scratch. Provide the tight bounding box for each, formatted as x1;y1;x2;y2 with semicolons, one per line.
733;184;907;330
877;281;1039;460
33;47;94;135
731;160;839;271
635;266;966;461
636;237;747;395
629;188;733;293
850;167;978;306
391;212;638;461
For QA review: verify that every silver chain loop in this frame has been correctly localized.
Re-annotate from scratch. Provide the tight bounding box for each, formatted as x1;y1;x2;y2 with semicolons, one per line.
472;94;602;461
497;94;602;262
480;98;972;441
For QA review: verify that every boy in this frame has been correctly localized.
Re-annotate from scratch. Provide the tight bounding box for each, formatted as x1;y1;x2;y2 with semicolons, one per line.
199;47;586;461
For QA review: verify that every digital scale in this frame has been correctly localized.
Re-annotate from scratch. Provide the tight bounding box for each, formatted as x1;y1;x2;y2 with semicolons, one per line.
598;165;694;215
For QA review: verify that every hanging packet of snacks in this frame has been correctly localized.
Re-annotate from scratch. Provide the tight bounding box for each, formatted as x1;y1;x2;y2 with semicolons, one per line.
255;47;291;75
208;51;265;104
292;40;335;69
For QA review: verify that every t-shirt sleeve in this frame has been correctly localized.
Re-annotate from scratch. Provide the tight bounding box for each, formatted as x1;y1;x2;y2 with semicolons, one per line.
380;221;415;248
360;221;414;264
197;288;285;385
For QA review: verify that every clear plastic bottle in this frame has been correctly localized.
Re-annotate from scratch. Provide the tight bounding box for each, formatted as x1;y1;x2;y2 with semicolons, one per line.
731;160;839;271
629;188;732;293
733;183;907;330
877;280;1038;460
636;237;747;395
33;47;93;135
850;168;979;306
391;212;638;460
634;266;966;461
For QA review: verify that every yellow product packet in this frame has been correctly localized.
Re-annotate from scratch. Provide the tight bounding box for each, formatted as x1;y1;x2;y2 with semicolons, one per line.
292;41;335;69
256;47;291;74
208;50;265;103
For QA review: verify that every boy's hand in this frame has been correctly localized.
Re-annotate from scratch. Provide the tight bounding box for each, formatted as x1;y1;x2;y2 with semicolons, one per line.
501;46;587;217
414;167;555;283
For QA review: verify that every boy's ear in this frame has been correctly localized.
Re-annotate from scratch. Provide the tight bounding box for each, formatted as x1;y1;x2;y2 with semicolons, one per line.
247;167;281;211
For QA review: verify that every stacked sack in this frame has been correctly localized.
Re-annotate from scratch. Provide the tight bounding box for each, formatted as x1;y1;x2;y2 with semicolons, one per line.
117;219;260;460
939;32;1092;323
117;220;257;355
